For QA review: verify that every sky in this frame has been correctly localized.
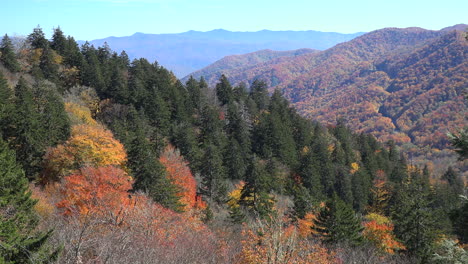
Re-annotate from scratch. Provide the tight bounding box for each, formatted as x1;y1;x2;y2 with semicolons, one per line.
2;0;467;41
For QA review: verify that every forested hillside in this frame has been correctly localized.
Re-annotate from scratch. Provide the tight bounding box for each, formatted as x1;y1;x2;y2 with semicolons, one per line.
189;26;468;174
0;26;467;264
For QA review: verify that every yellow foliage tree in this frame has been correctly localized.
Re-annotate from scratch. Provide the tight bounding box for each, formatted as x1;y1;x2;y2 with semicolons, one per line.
42;124;127;183
64;102;98;126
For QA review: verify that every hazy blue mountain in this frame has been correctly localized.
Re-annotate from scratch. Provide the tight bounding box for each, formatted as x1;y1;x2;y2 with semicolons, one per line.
86;29;364;77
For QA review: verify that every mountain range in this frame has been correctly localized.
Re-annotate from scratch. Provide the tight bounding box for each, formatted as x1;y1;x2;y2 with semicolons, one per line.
187;24;468;169
87;29;364;77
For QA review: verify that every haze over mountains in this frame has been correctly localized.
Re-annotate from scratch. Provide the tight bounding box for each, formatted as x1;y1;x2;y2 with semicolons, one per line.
87;29;364;77
188;24;468;168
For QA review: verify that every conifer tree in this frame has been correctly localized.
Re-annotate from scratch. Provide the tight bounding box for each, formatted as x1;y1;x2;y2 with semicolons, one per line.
215;74;233;105
0;138;59;263
313;193;363;245
128;131;183;211
392;174;438;262
249;79;269;111
34;81;70;147
240;156;274;218
0;34;21;72
27;26;49;50
0;72;13;136
297;148;324;200
50;27;67;55
200;142;227;202
11;78;46;178
63;36;83;68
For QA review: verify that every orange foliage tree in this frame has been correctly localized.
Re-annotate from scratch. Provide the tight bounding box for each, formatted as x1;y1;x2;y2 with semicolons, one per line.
42;124;127;182
56;166;133;219
362;213;405;254
159;145;206;211
47;168;229;263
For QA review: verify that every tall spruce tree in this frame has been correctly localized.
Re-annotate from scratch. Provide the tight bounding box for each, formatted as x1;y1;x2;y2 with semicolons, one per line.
27;26;49;50
0;34;21;72
313;193;363;245
128;130;182;211
0;138;59;263
200;142;227;202
11;78;46;178
240;156;274;218
392;174;438;262
50;27;67;55
0;72;13;137
215;75;233;105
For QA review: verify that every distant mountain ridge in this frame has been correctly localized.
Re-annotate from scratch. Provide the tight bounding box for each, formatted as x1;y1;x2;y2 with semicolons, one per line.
86;29;364;77
188;25;468;168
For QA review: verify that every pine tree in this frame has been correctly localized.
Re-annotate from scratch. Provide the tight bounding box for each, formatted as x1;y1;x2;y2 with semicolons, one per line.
0;138;59;263
0;34;21;72
313;193;363;245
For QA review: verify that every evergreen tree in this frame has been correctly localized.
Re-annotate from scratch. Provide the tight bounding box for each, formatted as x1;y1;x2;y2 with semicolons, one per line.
11;78;46;178
34;81;70;147
27;26;49;50
442;167;464;194
392;175;438;262
63;36;83;68
351;168;371;212
249;79;269;111
291;183;312;219
451;198;468;244
334;165;353;205
0;72;13;137
185;76;202;112
297;148;324;200
448;129;468;160
215;74;233;105
310;130;334;196
50;27;67;55
224;137;248;180
0;138;59;263
38;46;59;81
0;34;21;72
240;156;274;218
267;90;298;167
313;193;363;245
128;131;182;211
200;142;227;202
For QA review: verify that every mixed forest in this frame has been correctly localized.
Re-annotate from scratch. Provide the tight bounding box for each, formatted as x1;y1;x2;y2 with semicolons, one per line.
0;26;467;264
189;25;468;176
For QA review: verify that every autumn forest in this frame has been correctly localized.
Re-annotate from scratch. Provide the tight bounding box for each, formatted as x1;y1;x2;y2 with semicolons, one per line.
0;26;467;264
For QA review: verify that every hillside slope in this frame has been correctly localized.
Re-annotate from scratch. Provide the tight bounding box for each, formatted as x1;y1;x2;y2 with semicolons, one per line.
190;26;468;165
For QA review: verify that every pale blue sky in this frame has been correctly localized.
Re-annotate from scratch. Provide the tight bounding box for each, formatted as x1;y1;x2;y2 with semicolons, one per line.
2;0;467;41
